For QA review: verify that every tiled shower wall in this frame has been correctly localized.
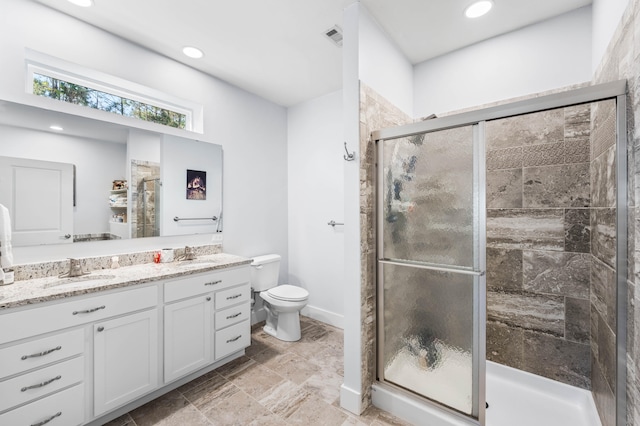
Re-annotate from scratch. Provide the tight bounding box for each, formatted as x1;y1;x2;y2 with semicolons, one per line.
359;83;412;410
590;99;619;426
485;106;594;389
591;0;640;425
130;160;160;239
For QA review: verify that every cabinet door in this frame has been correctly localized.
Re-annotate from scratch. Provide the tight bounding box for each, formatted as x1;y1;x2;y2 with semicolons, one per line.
164;295;213;383
94;309;158;416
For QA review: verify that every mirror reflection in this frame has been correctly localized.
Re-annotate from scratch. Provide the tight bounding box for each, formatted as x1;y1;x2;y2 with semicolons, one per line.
0;100;222;247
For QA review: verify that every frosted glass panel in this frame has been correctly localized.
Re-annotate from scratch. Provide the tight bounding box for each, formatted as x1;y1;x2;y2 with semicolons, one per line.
383;263;474;414
382;126;474;268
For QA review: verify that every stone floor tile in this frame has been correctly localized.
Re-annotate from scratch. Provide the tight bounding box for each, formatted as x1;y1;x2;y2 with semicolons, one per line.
202;390;273;426
227;362;287;399
129;390;211;426
180;374;240;412
285;394;348;425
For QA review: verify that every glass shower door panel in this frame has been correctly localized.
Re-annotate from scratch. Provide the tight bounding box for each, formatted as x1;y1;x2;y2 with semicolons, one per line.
381;126;475;268
382;263;475;415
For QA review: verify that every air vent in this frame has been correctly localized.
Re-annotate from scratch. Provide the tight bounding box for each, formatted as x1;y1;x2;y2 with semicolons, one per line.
324;25;343;47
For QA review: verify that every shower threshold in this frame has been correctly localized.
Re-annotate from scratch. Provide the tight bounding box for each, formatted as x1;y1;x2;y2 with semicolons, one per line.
372;361;601;426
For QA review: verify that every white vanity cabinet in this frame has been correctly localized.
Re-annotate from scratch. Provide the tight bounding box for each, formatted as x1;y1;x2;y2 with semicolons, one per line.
0;284;158;425
163;266;251;383
0;259;252;426
93;308;159;416
163;294;213;383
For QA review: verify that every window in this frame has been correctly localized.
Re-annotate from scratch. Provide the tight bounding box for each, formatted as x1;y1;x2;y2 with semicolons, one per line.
25;49;203;133
33;73;187;129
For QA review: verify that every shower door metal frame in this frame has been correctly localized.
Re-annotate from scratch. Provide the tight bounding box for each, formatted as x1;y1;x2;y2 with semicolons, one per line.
375;121;487;424
372;80;628;426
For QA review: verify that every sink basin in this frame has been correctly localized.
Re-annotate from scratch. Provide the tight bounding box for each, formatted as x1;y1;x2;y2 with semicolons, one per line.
46;274;117;288
175;260;219;270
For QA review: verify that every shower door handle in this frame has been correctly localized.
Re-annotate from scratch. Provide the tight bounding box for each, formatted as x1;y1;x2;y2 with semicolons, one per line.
378;259;485;276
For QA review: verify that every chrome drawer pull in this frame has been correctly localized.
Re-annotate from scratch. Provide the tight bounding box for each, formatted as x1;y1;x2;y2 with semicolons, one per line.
73;305;105;315
226;335;242;343
21;346;62;360
226;294;242;300
226;312;242;319
205;280;222;286
31;411;62;426
21;375;62;392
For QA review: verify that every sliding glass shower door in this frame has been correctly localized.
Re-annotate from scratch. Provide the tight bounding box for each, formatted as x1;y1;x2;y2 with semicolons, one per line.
377;124;486;423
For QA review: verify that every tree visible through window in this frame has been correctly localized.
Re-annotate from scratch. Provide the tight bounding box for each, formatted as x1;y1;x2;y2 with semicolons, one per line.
33;73;187;129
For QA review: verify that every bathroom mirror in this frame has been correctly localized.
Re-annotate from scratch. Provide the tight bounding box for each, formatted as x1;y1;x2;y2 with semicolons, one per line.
0;99;222;247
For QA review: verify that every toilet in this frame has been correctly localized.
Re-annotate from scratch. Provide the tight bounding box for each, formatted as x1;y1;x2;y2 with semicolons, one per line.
251;254;309;342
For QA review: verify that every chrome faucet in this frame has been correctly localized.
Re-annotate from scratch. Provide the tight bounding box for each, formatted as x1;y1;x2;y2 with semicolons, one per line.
179;246;196;261
59;258;90;278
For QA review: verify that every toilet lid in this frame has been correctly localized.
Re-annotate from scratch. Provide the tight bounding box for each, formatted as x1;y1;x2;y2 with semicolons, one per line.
267;285;309;302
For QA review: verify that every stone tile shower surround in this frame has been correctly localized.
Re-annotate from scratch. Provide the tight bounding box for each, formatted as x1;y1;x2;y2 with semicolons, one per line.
359;86;624;426
485;105;596;390
591;0;640;424
358;83;412;411
131;160;161;239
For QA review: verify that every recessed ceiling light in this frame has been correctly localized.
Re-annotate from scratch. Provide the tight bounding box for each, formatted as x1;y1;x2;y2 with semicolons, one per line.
465;0;493;18
67;0;94;7
49;125;64;131
182;46;204;59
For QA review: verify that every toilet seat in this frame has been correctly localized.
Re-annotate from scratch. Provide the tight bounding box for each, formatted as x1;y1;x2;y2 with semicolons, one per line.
266;285;309;302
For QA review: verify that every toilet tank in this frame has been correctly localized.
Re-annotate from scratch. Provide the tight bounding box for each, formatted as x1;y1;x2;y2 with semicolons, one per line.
250;254;281;291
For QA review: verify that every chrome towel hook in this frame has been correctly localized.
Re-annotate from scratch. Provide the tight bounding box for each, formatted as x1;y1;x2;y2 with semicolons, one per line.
343;142;355;161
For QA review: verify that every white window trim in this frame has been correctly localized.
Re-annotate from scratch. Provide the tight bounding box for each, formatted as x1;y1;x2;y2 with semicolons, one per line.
24;49;204;133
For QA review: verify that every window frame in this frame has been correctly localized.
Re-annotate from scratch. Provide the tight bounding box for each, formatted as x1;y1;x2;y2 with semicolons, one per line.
25;49;203;133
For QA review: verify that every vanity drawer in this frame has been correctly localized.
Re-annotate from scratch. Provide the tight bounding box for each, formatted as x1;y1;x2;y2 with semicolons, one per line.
215;284;250;311
0;356;84;412
164;267;249;303
0;285;158;344
0;328;84;379
215;302;251;330
215;320;250;360
0;383;84;426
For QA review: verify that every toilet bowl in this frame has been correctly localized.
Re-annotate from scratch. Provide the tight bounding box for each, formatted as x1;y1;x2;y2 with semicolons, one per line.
251;254;309;342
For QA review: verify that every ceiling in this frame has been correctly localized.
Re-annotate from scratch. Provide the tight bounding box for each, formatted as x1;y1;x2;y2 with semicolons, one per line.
34;0;592;107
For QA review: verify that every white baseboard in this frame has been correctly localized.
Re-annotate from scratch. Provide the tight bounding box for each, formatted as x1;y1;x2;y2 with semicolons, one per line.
340;384;363;415
301;304;344;329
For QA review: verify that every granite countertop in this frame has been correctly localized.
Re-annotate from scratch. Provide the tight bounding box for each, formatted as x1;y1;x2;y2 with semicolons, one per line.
0;253;252;310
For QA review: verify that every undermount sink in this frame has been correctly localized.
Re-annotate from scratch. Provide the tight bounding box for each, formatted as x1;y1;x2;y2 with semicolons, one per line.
46;274;117;288
175;260;219;270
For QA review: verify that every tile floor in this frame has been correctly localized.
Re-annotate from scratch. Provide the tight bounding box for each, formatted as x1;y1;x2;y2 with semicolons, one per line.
104;316;409;426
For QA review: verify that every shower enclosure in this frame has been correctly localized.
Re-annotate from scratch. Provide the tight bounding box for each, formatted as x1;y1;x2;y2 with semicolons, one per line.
141;177;161;237
372;81;627;426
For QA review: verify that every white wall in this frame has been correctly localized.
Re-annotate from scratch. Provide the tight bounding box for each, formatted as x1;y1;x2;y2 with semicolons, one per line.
0;0;289;274
287;90;344;328
160;135;222;237
341;1;364;415
413;6;593;117
358;6;414;117
0;124;125;236
341;2;416;415
592;0;630;72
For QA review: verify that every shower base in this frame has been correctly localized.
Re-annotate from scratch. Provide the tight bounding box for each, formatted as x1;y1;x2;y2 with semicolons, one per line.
486;361;601;426
372;360;601;426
